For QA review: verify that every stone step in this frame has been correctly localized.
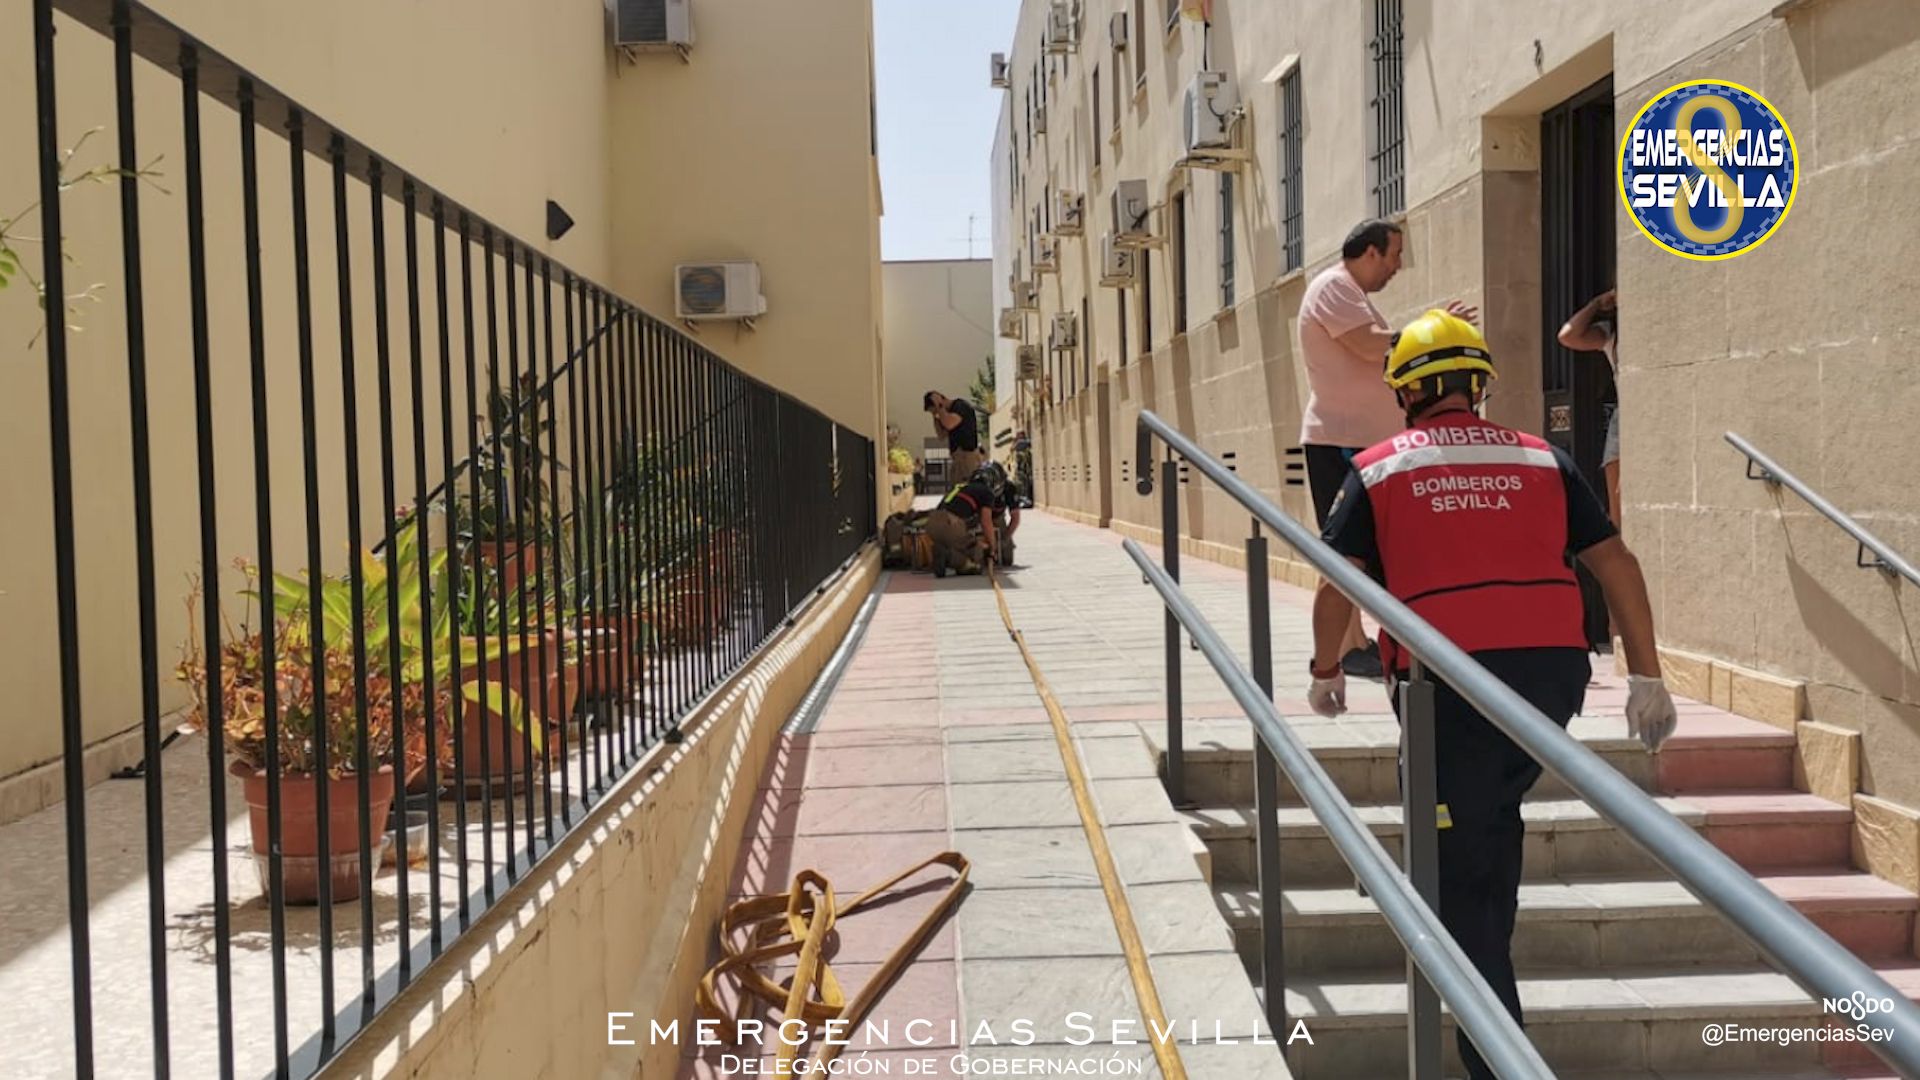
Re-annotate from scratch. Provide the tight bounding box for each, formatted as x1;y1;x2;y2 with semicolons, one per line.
1184;791;1852;887
1149;710;1794;808
1214;872;1918;978
1270;964;1890;1078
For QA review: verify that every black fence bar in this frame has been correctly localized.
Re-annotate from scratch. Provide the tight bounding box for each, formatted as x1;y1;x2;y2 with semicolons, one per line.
30;4;878;1075
32;0;95;1072
369;155;412;985
178;41;238;1080
402;180;445;953
110;0;169;1070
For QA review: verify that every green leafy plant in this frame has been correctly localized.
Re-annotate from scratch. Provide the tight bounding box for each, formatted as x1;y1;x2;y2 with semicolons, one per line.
2;126;167;346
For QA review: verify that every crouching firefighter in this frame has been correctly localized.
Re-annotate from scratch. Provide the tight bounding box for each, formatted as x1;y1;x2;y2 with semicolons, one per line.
1305;309;1678;1080
924;463;1020;577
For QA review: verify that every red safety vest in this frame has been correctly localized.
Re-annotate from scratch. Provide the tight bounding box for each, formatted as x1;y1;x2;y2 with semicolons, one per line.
1351;411;1588;672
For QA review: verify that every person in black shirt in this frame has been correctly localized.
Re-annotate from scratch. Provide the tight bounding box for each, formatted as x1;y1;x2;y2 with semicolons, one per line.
924;391;983;479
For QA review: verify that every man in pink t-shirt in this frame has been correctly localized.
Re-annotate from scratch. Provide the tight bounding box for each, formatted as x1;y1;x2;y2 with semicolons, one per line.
1298;219;1478;676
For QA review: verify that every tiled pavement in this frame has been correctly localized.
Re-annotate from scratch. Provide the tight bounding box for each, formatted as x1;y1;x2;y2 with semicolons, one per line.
682;512;1297;1080
682;511;1917;1080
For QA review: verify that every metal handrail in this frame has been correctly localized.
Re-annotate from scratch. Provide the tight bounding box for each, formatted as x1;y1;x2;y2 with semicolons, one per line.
1133;408;1920;1075
1122;540;1554;1079
1727;431;1920;588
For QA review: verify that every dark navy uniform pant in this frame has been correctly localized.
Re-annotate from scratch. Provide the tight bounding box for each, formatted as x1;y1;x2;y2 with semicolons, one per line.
1395;647;1591;1080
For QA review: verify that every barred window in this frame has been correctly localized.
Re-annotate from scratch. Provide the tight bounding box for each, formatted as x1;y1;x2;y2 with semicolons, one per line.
1368;0;1406;217
1093;67;1102;167
1172;190;1188;335
1165;0;1181;34
1139;248;1153;354
1218;172;1236;310
1133;0;1148;86
1278;66;1304;272
1118;288;1129;367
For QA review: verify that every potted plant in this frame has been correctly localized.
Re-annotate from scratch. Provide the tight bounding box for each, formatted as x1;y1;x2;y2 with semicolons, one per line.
445;546;579;788
457;373;562;599
177;563;429;905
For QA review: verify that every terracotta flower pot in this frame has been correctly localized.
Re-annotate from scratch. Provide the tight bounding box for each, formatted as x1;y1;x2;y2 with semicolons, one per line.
478;538;541;600
458;628;580;782
577;612;640;699
234;762;395;906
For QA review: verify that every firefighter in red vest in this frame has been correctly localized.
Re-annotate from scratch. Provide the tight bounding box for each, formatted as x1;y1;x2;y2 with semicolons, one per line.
1306;309;1676;1080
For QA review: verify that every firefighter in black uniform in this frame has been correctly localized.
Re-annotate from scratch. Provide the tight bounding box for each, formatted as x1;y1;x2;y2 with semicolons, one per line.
1307;309;1677;1080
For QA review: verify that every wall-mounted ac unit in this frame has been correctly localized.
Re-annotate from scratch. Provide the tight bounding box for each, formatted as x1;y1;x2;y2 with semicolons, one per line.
1016;345;1042;380
612;0;693;50
997;308;1026;340
1099;233;1138;286
1184;70;1239;152
1010;277;1039;311
1052;191;1085;236
1050;310;1080;350
1033;104;1049;134
675;261;765;320
1045;1;1078;54
1111;179;1154;247
1034;236;1061;274
990;52;1011;89
1110;11;1129;50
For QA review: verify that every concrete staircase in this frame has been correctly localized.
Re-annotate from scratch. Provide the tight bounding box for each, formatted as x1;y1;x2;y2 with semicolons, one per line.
1150;678;1920;1079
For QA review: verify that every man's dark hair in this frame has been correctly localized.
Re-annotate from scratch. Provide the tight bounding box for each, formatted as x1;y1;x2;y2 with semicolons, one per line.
922;391;940;411
1341;219;1402;260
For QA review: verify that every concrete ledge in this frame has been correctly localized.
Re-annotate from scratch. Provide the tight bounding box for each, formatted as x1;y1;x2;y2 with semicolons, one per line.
1794;721;1861;807
0;720;152;827
1852;792;1920;896
319;546;880;1080
1622;644;1807;733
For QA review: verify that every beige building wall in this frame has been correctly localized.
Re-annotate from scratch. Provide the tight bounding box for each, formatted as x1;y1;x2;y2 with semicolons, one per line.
605;0;884;464
996;0;1920;803
881;259;994;466
0;0;884;800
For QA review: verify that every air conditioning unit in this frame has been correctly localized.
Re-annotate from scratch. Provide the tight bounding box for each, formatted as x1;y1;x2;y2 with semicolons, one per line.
1016;345;1042;380
1051;310;1080;350
674;261;765;320
1184;71;1239;152
1034;236;1060;274
1010;277;1039;311
1110;11;1129;50
1111;179;1154;246
990;52;1011;89
1045;1;1077;53
1033;104;1049;134
612;0;694;50
997;308;1026;340
1052;191;1085;236
1099;233;1138;287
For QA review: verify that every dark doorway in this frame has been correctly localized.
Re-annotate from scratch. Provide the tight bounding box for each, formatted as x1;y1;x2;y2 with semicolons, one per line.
1540;75;1616;648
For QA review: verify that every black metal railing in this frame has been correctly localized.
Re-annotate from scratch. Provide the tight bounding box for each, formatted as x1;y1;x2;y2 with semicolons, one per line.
22;1;875;1077
1133;409;1920;1078
1728;432;1920;589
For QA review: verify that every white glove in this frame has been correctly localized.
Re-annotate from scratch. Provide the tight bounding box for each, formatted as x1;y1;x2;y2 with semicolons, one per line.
1308;673;1348;718
1626;675;1678;753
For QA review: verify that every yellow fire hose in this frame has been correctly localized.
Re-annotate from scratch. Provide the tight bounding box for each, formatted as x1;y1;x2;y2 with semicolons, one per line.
695;852;971;1076
694;558;1186;1080
987;563;1191;1080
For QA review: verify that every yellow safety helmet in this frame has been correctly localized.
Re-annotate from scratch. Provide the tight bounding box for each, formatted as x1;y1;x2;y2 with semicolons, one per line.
1383;309;1496;393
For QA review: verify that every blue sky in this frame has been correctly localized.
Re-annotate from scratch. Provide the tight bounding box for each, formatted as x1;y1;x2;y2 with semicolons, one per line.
874;0;1023;261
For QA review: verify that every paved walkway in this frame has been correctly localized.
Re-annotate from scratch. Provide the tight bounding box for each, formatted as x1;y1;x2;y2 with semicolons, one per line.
682;511;1384;1080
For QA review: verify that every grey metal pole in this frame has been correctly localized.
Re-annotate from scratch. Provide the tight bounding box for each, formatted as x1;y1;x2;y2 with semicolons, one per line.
1247;525;1286;1044
1123;538;1555;1080
1403;661;1444;1080
1162;452;1186;807
1134;409;1920;1073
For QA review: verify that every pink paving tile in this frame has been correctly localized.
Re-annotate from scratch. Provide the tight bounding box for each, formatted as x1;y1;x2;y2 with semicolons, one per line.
770;743;947;790
795;727;944;749
1664;709;1798;743
1657;745;1793;792
1762;871;1920;910
1704;820;1852;871
730;830;955;897
814;702;941;732
750;783;949;839
1681;790;1854;824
